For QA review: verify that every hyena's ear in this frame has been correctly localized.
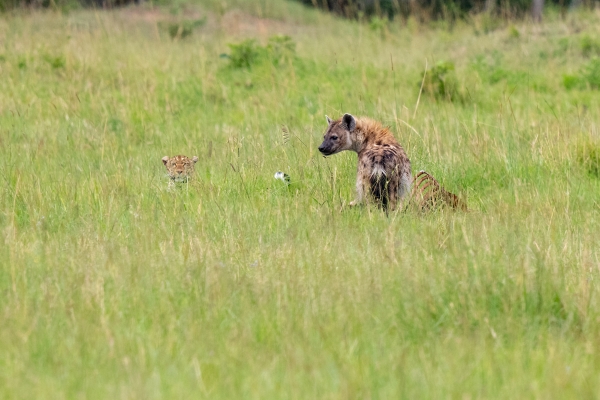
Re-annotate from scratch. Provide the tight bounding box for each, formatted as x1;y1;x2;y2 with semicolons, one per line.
342;113;356;132
326;115;333;125
162;156;169;165
192;156;199;163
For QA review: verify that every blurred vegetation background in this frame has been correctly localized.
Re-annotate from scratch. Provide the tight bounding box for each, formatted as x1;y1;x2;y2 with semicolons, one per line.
2;0;599;19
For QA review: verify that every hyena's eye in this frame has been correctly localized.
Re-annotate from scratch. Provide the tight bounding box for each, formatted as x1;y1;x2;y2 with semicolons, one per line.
331;135;338;140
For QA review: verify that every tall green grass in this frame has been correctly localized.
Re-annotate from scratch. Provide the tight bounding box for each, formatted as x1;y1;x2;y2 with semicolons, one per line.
1;3;600;398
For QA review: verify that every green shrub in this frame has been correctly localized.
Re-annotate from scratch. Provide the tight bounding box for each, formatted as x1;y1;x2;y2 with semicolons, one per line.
44;54;65;69
582;58;600;89
166;18;206;40
225;36;297;69
369;16;387;34
227;39;262;69
564;58;600;90
508;25;520;39
420;61;462;102
577;138;600;178
266;35;296;66
562;74;581;90
580;35;600;58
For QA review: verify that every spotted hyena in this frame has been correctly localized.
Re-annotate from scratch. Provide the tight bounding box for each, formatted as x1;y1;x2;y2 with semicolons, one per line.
318;113;411;210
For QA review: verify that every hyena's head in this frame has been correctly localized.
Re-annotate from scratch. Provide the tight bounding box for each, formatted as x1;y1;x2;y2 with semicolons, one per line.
318;113;356;156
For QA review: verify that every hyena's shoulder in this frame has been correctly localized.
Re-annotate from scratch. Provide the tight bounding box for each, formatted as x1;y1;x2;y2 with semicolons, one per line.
359;127;410;175
359;143;404;169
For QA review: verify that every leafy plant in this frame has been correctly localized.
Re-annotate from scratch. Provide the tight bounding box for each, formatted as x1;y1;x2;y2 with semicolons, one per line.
562;74;581;90
167;18;206;40
44;54;65;69
226;39;262;69
369;16;387;35
508;25;520;39
580;35;600;58
563;58;600;90
225;36;297;69
577;138;600;178
266;35;296;66
582;57;600;89
420;61;462;101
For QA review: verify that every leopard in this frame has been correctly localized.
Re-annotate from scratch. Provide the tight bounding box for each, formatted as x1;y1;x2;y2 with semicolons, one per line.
162;155;199;186
410;170;467;212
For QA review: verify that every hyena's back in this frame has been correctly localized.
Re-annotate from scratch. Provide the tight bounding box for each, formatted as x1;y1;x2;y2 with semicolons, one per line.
360;143;411;209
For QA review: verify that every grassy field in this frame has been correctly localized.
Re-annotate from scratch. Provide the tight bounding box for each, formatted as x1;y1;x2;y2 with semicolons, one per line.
1;1;600;398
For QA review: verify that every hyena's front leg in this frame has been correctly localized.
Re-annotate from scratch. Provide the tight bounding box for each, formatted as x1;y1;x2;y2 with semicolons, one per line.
349;170;367;207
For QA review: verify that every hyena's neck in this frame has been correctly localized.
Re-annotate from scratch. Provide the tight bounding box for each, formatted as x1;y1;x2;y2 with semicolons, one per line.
349;129;369;154
348;118;393;154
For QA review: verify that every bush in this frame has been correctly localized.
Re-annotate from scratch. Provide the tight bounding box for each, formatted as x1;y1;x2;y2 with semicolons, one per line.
580;35;600;58
224;36;297;69
0;0;137;11
266;35;296;66
562;74;581;90
563;58;600;90
227;39;262;69
293;0;586;20
582;58;600;89
166;18;206;40
577;138;600;178
420;61;463;102
44;54;65;69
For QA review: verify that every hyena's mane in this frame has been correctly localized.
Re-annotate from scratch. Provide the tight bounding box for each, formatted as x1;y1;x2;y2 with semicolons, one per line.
355;118;395;143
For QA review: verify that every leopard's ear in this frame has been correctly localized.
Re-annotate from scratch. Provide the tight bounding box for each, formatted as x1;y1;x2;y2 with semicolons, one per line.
162;156;169;165
192;156;199;163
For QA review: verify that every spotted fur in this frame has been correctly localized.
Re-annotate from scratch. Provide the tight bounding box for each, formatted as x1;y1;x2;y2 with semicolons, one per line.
318;113;411;210
411;170;467;211
162;155;199;184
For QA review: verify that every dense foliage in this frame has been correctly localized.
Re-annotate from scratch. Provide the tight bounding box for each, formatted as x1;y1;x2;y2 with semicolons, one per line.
1;0;598;16
294;0;598;19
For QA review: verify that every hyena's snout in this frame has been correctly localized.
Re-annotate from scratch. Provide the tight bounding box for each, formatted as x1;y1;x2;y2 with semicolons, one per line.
318;142;327;153
318;140;335;155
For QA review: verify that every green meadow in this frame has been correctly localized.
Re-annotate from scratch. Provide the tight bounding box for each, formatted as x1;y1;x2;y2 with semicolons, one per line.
1;1;600;397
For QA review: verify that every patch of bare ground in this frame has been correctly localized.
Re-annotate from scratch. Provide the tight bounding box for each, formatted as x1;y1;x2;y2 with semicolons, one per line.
107;5;301;40
113;5;207;30
219;9;299;38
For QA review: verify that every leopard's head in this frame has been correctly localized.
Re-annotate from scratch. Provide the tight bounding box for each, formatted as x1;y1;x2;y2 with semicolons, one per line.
162;155;199;183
